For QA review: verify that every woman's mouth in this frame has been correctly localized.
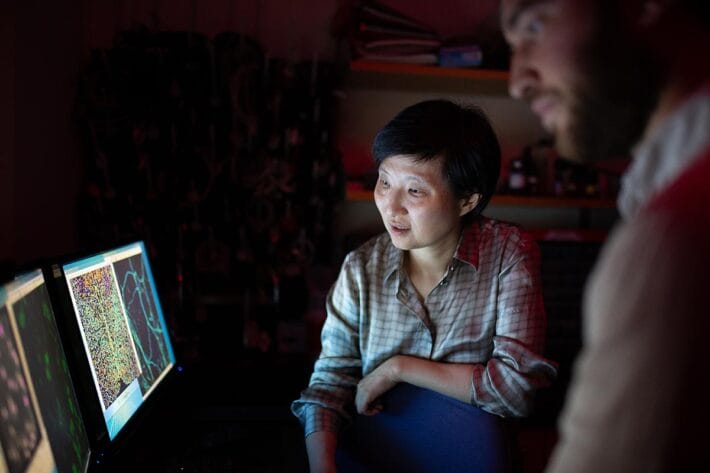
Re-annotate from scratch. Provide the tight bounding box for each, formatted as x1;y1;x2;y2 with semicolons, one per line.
388;222;410;236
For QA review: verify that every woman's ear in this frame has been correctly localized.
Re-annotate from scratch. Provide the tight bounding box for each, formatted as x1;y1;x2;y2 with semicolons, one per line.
459;193;481;217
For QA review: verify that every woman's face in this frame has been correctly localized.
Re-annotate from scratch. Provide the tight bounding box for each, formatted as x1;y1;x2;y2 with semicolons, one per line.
374;154;472;253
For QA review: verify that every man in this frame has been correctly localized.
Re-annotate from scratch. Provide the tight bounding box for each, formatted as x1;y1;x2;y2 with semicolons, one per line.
501;1;709;472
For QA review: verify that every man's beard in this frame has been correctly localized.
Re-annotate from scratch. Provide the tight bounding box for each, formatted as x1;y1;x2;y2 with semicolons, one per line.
560;12;663;163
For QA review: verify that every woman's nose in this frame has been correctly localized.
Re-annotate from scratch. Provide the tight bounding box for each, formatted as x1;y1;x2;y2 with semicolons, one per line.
378;189;406;218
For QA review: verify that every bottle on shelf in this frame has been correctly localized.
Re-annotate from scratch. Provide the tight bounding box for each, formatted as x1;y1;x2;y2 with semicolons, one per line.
521;146;540;195
508;155;527;194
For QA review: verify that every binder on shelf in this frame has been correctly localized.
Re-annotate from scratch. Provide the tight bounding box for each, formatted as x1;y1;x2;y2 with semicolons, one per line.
357;37;442;53
356;22;440;42
358;1;437;36
438;45;483;68
353;51;439;65
352;1;441;63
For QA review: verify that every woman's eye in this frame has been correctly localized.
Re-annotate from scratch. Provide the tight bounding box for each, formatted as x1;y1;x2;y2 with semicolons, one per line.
378;178;390;189
408;188;423;196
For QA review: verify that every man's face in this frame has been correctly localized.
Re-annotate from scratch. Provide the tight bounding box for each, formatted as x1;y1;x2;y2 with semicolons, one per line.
501;0;660;162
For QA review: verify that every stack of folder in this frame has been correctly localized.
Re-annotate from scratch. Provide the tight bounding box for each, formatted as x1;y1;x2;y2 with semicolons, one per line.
351;1;442;64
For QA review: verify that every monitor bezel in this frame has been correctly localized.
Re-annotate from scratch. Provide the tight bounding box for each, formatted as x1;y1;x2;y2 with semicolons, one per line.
42;240;180;466
0;269;93;473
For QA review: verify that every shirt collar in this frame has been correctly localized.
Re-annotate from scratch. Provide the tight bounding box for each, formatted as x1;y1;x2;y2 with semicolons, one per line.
618;87;710;219
384;239;403;281
454;219;482;269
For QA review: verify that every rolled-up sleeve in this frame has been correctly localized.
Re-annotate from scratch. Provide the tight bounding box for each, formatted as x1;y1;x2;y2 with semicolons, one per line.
471;231;557;417
291;255;363;436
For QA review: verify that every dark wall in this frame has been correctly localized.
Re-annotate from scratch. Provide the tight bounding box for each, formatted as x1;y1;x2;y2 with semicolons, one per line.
2;0;344;269
1;0;84;267
0;2;15;266
1;0;503;269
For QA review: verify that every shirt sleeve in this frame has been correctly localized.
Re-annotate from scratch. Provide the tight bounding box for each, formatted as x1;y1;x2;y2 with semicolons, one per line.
546;212;709;472
471;230;557;417
291;254;363;437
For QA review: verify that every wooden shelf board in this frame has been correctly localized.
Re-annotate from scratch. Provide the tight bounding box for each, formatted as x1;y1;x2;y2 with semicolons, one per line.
490;194;616;209
350;60;510;81
346;188;376;202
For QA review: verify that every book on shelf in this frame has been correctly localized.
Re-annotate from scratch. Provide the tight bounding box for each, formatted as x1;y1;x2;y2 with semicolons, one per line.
351;1;441;65
358;1;437;36
359;37;442;51
438;45;483;68
353;52;439;65
356;21;441;41
355;38;440;57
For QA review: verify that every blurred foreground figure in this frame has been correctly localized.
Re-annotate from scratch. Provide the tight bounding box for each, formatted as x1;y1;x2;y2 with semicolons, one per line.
502;0;710;471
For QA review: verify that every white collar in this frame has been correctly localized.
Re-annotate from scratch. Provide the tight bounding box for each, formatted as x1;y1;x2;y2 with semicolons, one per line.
618;90;710;219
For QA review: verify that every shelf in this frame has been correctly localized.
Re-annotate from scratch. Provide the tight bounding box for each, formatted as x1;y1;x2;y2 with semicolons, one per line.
346;188;616;209
489;194;616;209
347;60;510;95
350;60;510;81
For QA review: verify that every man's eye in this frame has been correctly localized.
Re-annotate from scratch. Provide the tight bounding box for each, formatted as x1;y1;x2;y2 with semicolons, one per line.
520;9;547;37
408;188;423;196
524;17;543;35
379;178;390;188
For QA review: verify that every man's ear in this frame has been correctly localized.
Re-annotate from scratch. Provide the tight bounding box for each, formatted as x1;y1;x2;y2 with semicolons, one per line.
460;193;481;217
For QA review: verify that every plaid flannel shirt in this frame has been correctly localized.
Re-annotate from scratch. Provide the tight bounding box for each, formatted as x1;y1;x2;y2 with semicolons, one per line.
292;217;557;436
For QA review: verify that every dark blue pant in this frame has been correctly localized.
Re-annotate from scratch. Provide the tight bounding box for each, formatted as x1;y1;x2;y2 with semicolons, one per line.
336;383;512;473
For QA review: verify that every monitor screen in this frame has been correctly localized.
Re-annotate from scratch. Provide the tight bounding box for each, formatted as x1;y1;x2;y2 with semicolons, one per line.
0;269;90;473
61;242;176;440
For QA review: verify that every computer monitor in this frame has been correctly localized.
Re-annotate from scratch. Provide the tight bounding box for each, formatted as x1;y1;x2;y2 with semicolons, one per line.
58;241;176;441
0;269;91;473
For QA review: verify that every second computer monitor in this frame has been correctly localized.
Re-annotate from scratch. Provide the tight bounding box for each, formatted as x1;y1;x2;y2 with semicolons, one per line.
0;269;90;473
61;241;176;441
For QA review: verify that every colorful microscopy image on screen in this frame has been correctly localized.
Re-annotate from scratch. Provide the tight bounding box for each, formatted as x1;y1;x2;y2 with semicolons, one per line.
69;266;140;409
0;307;41;473
13;283;90;473
113;254;173;395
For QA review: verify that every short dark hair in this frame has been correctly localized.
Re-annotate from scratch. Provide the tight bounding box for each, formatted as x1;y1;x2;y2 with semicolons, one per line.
372;99;501;219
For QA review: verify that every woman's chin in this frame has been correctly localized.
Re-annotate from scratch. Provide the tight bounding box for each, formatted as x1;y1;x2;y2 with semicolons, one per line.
388;232;414;250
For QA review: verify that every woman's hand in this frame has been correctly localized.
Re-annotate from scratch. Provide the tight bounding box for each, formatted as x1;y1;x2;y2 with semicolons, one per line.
355;356;402;415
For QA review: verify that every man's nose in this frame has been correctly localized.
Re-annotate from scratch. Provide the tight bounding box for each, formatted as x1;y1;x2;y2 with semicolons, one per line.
508;46;539;101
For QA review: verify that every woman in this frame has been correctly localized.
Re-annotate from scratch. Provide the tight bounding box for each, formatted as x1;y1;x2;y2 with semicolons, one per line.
292;99;557;472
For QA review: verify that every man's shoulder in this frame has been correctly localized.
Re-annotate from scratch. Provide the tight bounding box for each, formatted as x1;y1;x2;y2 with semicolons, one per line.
586;148;710;349
644;145;710;227
601;146;710;283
